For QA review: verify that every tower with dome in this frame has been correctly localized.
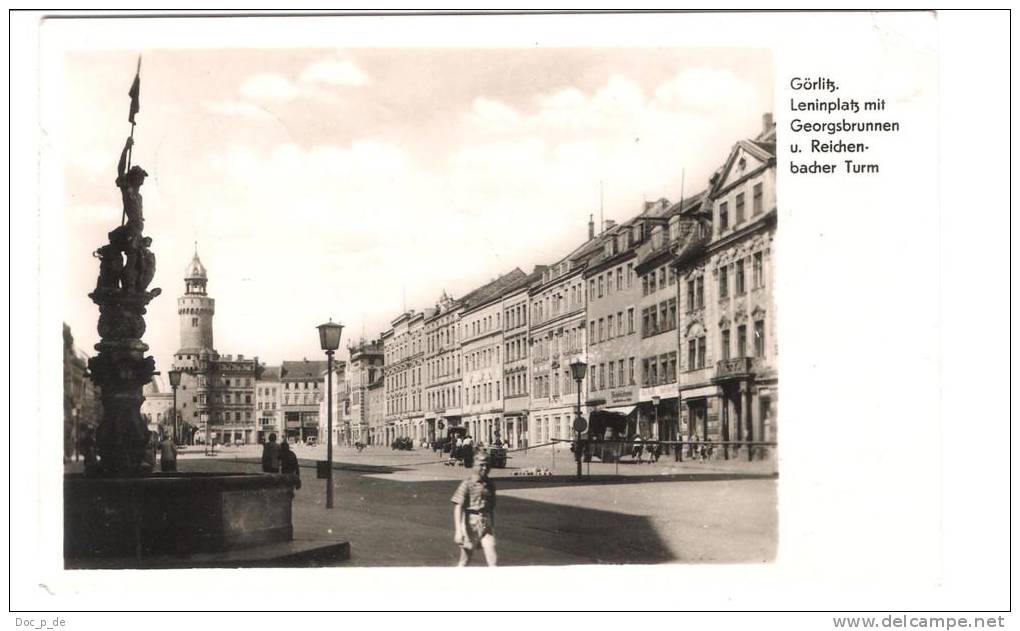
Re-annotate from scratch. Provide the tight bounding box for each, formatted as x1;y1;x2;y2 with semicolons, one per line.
170;247;260;445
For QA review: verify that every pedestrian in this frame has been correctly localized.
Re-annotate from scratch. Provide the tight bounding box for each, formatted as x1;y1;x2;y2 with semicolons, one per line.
452;453;497;567
632;434;644;464
261;432;281;473
463;435;475;468
159;434;177;472
280;440;301;489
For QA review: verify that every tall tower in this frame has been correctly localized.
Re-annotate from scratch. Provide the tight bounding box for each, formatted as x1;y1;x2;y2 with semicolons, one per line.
177;248;215;354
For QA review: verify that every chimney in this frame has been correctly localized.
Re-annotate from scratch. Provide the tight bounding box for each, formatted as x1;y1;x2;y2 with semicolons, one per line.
588;214;595;240
762;112;774;134
603;219;616;231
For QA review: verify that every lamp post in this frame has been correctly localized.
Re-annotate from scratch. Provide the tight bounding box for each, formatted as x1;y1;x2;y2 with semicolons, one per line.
652;394;661;447
317;319;344;509
569;358;588;480
168;368;182;445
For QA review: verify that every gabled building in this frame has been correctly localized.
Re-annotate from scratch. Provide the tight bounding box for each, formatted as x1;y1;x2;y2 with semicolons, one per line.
676;113;778;453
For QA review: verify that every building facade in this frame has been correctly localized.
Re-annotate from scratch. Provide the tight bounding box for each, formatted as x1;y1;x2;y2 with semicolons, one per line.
677;116;778;451
500;270;543;449
319;360;349;446
424;292;463;443
255;365;282;443
528;243;596;446
582;218;645;430
348;338;384;445
280;359;326;442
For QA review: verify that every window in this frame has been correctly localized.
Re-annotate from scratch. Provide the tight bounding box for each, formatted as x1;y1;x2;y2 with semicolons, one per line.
649;307;658;335
719;202;729;231
668;265;676;285
191;317;198;327
599;364;605;389
607;315;614;339
753;182;763;215
687;280;696;312
649;271;657;294
667;298;677;330
627;308;635;334
754;320;766;357
589;320;596;345
659;267;666;289
736;260;746;295
719;266;729;298
667;352;678;381
598;275;604;298
695;277;704;309
626;263;634;288
618;360;625;387
697;337;706;369
628;357;635;385
598;318;605;342
616;268;623;291
659;354;669;385
753;252;764;289
642;308;650;337
642;275;649;296
687;339;697;371
736;192;745;224
738;325;747;357
721;329;731;360
642;358;651;386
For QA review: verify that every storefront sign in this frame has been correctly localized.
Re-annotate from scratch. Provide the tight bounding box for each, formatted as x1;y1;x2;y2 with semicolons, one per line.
610;389;635;404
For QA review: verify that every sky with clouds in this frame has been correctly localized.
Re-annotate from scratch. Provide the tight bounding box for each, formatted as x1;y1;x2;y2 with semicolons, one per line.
62;47;772;376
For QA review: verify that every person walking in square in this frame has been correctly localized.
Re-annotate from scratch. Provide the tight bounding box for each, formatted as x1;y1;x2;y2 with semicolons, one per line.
452;453;497;567
158;434;177;472
261;432;281;473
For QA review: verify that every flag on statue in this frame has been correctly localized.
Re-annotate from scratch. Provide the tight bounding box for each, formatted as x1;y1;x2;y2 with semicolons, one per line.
128;57;141;124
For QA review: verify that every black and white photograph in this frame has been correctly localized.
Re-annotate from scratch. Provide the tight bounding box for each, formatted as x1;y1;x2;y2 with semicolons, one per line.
59;40;778;570
10;9;1012;620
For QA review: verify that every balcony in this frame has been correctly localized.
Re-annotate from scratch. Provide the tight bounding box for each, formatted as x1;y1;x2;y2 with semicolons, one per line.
714;357;758;380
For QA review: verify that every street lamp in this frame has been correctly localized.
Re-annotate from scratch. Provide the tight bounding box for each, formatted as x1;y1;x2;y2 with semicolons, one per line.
168;368;182;445
317;319;344;509
651;394;661;456
568;358;588;480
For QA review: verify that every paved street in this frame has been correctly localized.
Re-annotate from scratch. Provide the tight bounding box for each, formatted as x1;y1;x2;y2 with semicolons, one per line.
172;445;777;566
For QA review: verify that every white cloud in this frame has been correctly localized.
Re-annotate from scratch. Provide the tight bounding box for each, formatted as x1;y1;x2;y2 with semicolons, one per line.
238;73;300;101
205;99;274;120
299;58;371;87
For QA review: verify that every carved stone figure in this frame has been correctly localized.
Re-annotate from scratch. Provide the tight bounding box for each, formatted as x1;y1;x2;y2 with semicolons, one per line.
94;243;124;291
137;236;156;292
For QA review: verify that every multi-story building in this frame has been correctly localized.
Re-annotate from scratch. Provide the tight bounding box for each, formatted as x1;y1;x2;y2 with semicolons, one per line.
63;323;101;459
348;338;384;445
582;217;646;429
500;267;545;449
424;291;463;443
255;365;282;443
528;229;601;447
367;376;385;445
280;359;326;442
677;114;777;450
459;268;527;444
171;251;258;445
406;312;426;442
633;197;704;442
382;310;425;443
379;328;395;444
319;360;349;446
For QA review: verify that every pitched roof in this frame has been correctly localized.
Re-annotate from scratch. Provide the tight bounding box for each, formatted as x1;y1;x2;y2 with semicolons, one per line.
259;365;282;381
460;268;528;313
280;360;328;381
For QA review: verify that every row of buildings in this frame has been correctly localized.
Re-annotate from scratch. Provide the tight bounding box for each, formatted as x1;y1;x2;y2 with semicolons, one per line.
72;114;777;452
339;114;778;450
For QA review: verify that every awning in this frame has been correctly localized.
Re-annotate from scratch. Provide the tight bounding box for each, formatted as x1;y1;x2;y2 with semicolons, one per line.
605;404;636;416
